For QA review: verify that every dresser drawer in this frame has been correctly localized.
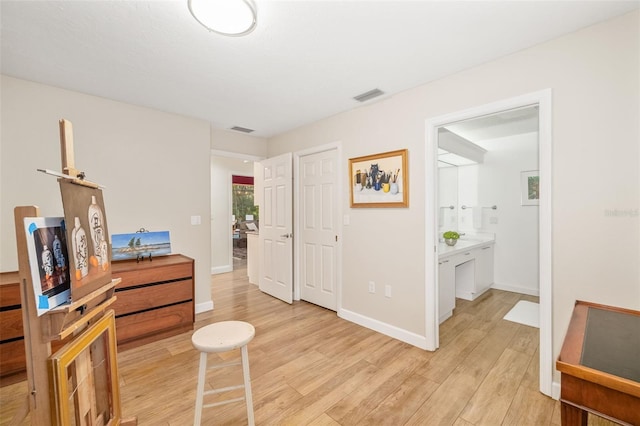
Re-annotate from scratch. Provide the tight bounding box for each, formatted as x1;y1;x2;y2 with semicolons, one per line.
115;301;193;344
110;254;195;350
112;278;193;316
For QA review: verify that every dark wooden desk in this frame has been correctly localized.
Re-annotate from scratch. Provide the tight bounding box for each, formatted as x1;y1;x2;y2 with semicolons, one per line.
556;301;640;425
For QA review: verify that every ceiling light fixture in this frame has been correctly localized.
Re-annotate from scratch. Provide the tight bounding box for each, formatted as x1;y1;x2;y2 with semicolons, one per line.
188;0;257;37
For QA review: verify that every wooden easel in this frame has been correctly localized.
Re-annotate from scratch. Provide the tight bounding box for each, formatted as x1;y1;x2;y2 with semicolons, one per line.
12;120;136;425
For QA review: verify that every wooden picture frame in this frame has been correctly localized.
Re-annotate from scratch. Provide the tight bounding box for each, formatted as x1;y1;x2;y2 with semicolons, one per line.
520;170;539;206
349;149;409;208
49;310;121;425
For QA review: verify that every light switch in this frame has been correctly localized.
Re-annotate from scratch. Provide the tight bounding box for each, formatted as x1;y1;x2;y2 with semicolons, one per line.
191;215;201;225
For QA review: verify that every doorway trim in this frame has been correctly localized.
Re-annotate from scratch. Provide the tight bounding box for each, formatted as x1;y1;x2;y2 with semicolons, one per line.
210;150;264;274
293;141;343;311
424;89;553;397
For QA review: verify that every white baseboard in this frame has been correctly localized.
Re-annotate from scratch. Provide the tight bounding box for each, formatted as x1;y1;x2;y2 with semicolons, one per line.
491;282;539;297
195;300;214;314
551;381;560;400
211;265;232;274
338;308;430;350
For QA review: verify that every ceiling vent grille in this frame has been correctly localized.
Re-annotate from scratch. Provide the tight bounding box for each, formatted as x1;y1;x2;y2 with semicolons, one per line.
353;88;385;102
230;126;255;133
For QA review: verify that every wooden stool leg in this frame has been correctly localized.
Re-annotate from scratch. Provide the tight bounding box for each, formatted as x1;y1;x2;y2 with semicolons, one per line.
194;352;208;426
241;345;254;426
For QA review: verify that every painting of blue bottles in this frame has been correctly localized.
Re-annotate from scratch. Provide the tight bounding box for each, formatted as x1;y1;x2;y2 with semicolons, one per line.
111;231;171;261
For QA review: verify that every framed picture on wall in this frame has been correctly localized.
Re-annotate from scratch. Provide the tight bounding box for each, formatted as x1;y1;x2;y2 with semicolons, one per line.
349;149;409;208
521;170;539;206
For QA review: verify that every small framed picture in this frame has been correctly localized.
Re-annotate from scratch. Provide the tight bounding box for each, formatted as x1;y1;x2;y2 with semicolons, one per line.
23;217;71;316
521;170;539;206
349;149;409;208
111;230;172;261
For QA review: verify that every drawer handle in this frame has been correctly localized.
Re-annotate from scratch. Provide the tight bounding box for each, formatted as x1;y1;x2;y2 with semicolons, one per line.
441;260;449;264
464;252;471;255
482;247;491;250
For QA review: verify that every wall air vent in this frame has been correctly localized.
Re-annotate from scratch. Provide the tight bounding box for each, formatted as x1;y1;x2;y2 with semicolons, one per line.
353;88;385;102
230;126;255;133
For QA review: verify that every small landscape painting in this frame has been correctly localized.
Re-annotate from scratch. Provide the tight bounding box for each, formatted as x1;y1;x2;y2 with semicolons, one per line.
111;231;172;261
520;170;539;206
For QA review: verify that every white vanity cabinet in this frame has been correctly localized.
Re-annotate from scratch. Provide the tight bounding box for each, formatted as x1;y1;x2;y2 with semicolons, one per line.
451;243;494;301
438;257;456;323
474;244;494;296
438;240;495;323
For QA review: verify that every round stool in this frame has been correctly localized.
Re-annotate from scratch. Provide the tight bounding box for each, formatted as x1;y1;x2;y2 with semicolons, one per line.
191;321;255;426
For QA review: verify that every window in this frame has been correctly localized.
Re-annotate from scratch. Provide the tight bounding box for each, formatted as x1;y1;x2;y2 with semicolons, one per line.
232;176;258;224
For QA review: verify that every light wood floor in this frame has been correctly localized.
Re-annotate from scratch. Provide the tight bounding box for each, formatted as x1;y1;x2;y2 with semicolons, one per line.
1;263;615;425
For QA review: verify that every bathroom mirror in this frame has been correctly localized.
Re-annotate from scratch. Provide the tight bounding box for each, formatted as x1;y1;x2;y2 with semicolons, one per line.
436;105;539;235
437;127;485;236
438;155;458;235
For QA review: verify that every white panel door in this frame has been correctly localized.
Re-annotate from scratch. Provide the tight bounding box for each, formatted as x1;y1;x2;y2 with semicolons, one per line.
298;149;338;310
259;152;293;303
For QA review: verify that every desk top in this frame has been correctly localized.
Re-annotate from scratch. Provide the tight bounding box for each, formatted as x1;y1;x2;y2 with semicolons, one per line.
581;307;640;382
557;300;640;398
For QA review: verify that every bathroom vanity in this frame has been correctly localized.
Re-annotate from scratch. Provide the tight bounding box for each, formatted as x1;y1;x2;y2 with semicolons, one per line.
438;237;495;323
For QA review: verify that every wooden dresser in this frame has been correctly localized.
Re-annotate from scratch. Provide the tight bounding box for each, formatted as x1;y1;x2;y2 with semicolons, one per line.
0;271;25;380
0;254;195;381
111;254;195;351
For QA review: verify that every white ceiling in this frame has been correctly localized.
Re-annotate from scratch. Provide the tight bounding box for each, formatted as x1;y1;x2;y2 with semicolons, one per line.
1;1;638;138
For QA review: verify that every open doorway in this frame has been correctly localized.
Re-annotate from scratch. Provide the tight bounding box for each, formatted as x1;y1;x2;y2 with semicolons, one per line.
210;152;262;275
231;175;259;268
425;90;553;397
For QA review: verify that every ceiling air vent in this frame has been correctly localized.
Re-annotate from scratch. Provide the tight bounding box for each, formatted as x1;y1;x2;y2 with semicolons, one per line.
230;126;255;133
353;88;385;103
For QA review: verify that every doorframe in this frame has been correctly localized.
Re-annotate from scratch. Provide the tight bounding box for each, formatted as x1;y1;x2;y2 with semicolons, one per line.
210;150;264;274
424;89;554;397
293;141;343;311
229;171;257;270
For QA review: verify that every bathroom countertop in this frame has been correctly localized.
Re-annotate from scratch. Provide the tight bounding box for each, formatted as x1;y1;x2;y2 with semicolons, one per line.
438;236;495;258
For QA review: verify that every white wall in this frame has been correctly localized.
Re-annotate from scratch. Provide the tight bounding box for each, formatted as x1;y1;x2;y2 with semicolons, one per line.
210;155;255;273
267;11;640;384
0;75;213;310
211;127;267;156
457;132;539;295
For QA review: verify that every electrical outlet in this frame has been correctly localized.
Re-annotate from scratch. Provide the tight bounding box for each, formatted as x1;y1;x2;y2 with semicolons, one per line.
385;285;392;298
368;281;375;294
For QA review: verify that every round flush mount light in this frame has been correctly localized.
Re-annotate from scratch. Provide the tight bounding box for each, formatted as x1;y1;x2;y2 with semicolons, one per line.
188;0;257;37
